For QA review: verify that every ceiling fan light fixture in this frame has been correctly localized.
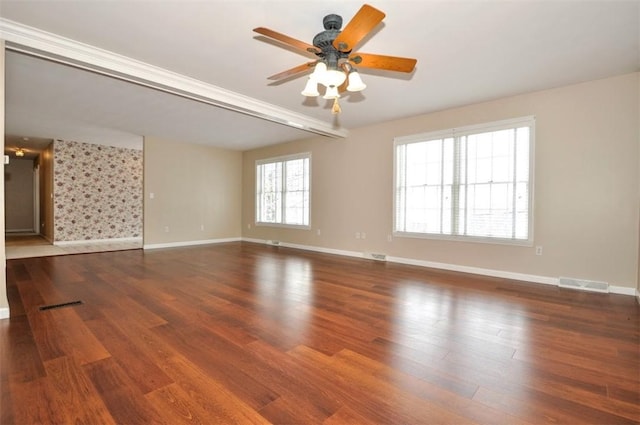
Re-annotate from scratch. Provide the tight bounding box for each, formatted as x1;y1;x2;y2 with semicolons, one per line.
323;85;340;100
347;70;366;92
311;62;327;81
321;69;347;88
15;148;25;157
301;78;320;97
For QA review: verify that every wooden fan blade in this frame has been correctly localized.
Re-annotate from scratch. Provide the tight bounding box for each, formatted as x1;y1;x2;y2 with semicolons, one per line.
268;61;317;81
332;4;385;52
349;52;417;73
253;27;319;55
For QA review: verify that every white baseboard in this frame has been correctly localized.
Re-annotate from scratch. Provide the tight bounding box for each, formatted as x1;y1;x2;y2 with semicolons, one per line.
55;237;142;246
144;237;241;250
244;237;365;259
387;255;559;286
271;240;363;259
0;307;9;320
241;238;637;297
241;237;268;245
608;286;638;296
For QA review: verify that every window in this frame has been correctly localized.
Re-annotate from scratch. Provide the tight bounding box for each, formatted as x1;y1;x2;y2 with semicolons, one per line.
394;116;534;244
256;153;310;227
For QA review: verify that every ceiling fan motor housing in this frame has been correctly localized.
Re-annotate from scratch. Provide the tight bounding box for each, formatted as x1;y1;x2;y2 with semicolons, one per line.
323;14;342;30
313;14;350;69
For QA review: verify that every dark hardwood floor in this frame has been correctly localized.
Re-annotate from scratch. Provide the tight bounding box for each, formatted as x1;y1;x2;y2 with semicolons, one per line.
2;242;639;424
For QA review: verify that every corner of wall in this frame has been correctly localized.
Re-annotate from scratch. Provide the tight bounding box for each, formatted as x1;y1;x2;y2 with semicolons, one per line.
637;71;640;294
0;40;9;318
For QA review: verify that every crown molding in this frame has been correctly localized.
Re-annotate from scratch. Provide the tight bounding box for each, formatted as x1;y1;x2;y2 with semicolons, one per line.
0;18;348;139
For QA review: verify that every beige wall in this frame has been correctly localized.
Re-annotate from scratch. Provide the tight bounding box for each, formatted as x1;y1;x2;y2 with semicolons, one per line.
5;158;35;232
243;73;640;290
144;136;242;245
1;41;9;318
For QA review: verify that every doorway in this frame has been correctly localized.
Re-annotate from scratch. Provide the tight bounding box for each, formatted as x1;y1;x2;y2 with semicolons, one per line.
5;137;55;258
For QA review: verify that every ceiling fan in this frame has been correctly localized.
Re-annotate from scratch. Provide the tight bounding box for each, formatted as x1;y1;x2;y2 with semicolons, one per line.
253;4;417;114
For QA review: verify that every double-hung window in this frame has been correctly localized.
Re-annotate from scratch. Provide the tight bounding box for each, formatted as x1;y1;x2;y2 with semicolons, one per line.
394;116;534;244
256;153;310;227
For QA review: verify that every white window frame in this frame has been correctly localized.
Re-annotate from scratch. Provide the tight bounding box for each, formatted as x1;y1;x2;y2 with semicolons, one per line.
256;152;311;229
393;116;535;246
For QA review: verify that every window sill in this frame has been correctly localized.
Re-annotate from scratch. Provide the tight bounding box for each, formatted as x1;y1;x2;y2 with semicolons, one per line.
255;222;311;230
392;231;533;247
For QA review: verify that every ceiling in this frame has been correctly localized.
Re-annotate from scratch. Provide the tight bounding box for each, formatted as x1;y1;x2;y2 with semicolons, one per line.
1;1;639;155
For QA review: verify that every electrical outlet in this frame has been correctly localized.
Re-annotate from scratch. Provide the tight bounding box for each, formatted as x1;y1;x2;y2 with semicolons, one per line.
164;226;169;233
361;232;367;239
355;232;361;239
200;224;205;231
535;246;543;256
317;229;321;236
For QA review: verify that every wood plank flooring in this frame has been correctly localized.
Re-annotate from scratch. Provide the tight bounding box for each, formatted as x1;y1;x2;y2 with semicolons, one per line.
2;242;639;424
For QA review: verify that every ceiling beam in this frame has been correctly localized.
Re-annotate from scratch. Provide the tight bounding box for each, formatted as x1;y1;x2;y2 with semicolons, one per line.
0;18;349;139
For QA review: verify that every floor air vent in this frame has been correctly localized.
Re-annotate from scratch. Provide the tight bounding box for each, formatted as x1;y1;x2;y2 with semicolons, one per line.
39;300;83;311
558;277;609;293
364;252;387;261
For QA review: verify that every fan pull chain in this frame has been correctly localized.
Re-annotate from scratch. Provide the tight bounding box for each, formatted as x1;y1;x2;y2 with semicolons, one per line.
332;98;341;114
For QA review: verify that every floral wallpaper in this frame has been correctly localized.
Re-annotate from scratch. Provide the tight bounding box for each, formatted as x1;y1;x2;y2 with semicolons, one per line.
53;140;143;242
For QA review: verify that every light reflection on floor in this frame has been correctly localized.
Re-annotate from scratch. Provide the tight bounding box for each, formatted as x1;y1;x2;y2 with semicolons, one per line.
390;279;531;398
254;254;315;343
